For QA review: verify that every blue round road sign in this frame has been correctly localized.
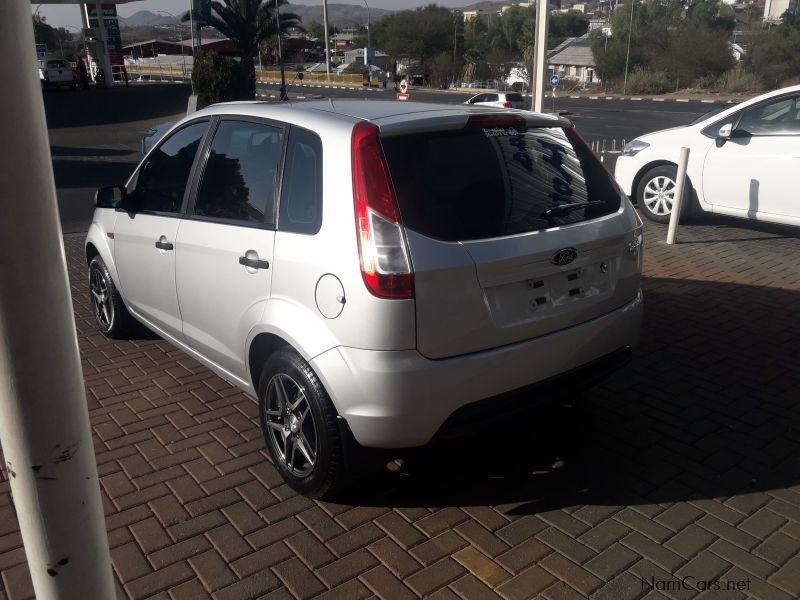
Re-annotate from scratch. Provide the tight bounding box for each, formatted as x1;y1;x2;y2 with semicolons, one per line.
550;74;561;87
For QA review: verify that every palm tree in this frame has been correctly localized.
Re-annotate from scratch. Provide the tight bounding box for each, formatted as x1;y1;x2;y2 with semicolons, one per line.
183;0;302;98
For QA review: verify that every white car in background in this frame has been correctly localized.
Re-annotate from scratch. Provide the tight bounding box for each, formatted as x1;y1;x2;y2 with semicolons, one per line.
615;85;800;226
38;59;75;90
464;92;528;109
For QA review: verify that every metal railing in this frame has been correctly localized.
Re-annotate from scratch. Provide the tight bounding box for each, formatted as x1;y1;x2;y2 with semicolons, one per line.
124;64;191;82
256;69;362;84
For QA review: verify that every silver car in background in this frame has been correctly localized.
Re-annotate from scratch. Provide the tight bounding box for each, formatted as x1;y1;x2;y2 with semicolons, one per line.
86;101;643;497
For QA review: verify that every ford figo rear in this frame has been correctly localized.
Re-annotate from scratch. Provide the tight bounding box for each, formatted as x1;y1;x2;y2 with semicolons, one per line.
86;101;643;497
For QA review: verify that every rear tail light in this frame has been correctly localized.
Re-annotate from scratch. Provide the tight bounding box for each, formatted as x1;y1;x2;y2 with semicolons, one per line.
502;101;511;108
351;121;414;299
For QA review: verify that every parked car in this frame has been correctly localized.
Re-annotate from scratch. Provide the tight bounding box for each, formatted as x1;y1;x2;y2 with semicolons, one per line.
38;59;75;90
615;85;800;225
464;91;528;109
86;101;643;497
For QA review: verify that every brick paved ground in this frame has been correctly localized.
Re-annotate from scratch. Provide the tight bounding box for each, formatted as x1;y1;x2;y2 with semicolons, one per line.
2;215;800;599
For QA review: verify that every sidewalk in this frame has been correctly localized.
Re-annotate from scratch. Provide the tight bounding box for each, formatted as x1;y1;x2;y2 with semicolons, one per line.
1;215;800;599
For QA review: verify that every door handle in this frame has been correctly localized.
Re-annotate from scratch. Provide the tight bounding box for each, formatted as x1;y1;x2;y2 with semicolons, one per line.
239;256;269;270
155;240;174;251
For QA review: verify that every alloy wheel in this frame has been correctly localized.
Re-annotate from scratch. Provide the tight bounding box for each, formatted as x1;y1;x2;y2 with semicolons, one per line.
643;175;676;216
264;373;318;477
90;268;113;330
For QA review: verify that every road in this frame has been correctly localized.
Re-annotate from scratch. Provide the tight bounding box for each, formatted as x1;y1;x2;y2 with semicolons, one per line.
45;82;721;233
44;84;191;233
257;80;725;144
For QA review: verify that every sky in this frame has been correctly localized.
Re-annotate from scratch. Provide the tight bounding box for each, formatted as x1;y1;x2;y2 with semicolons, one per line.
32;0;474;29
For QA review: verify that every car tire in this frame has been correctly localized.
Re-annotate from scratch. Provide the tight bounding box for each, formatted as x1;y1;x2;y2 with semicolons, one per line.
89;256;138;339
636;164;691;224
258;349;346;499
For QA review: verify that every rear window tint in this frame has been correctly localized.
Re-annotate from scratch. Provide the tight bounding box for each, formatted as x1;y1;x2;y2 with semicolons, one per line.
381;125;620;242
506;93;524;101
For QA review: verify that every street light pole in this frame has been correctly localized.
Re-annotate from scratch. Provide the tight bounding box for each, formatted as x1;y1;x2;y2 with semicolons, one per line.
362;0;370;80
622;0;635;96
156;11;186;75
276;0;287;99
322;0;331;79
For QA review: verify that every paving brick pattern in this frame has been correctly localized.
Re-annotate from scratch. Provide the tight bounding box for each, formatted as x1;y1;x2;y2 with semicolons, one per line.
1;215;800;599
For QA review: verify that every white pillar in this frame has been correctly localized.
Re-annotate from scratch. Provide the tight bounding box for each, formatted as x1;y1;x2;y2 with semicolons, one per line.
531;0;550;112
0;3;115;599
666;147;690;245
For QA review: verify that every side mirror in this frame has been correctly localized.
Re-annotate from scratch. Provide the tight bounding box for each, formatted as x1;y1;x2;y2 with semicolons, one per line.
718;123;732;140
95;185;126;209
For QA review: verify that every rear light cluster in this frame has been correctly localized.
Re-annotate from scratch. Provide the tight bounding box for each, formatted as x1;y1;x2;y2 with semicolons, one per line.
502;101;512;108
351;121;414;299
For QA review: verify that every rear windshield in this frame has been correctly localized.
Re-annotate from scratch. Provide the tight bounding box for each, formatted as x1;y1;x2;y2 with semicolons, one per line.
381;125;621;241
47;60;67;68
506;93;524;101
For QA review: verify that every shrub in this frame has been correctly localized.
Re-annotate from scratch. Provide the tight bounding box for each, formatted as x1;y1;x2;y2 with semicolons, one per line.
626;68;671;95
694;74;721;91
718;64;763;93
192;52;249;109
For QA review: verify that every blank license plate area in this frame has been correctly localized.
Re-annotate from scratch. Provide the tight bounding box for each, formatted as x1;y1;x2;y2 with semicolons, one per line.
484;261;613;327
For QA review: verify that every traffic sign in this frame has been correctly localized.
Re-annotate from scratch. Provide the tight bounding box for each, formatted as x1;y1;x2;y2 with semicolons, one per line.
396;93;410;101
550;73;561;88
35;44;47;60
399;78;408;93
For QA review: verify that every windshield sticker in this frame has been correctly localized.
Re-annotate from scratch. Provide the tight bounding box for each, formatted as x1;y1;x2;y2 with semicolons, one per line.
482;127;521;137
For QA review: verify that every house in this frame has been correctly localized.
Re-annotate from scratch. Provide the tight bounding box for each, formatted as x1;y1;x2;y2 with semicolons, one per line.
763;0;798;23
343;48;391;71
547;34;599;83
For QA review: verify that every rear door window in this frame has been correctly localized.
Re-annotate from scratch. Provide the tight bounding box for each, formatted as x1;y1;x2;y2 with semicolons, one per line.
506;93;524;102
278;126;323;234
381;123;620;241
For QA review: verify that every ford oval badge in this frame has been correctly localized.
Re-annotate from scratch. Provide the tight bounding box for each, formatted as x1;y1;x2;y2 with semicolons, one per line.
551;248;578;266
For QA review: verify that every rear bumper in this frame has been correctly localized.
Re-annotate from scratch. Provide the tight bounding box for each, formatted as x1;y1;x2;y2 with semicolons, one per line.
311;290;643;448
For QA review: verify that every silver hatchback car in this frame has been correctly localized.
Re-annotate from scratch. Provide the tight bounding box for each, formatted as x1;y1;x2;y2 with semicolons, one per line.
86;101;643;497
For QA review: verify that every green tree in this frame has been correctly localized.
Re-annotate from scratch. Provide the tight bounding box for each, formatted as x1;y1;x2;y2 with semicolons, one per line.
33;16;72;57
590;0;734;91
744;12;800;88
191;0;302;98
372;4;462;81
192;51;250;107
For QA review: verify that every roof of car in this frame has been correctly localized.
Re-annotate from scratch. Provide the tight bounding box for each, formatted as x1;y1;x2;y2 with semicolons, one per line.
187;100;566;138
197;99;554;123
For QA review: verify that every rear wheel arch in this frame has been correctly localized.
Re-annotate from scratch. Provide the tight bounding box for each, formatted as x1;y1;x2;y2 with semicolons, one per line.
248;332;294;395
86;242;100;267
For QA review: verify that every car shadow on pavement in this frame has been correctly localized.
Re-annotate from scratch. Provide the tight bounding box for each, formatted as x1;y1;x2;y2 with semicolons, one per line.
672;216;800;243
50;146;135;158
51;159;137;191
353;276;800;513
43;84;191;130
